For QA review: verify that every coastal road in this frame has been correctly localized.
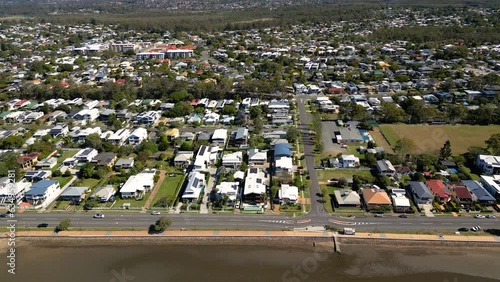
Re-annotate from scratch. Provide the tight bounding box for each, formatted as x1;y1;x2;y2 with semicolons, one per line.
3;213;499;232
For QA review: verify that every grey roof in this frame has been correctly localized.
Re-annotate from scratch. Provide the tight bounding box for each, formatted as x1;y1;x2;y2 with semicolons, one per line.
462;180;495;201
235;127;248;140
60;186;88;197
334;189;361;206
408;181;433;198
115;158;134;166
91;185;116;198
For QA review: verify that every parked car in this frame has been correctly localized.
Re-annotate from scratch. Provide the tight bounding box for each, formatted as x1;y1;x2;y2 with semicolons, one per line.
37;223;48;228
486;215;496;219
399;214;408;218
374;213;384;217
474;214;485;219
0;214;7;218
93;213;105;219
458;227;469;232
151;211;161;215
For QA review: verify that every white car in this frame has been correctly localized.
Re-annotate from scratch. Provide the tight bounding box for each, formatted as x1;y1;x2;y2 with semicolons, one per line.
474;214;485;219
93;213;104;219
151;211;161;215
486;215;496;219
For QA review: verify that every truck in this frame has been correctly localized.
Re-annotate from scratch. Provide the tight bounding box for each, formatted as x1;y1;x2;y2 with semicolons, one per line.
343;228;356;235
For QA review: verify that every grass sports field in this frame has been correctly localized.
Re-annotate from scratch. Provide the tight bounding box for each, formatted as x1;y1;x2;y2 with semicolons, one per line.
378;124;500;154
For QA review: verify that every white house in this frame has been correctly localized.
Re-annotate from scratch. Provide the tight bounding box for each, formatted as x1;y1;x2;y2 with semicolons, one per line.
222;151;243;169
128;127;148;145
108;129;131;145
480;175;500;200
339;155;360;168
390;188;411;212
35;157;58;170
174;151;193;167
376;159;396;176
193;145;219;171
279;184;298;204
275;156;293;174
83;100;99;110
134;111;160;125
477;155;500;175
119;173;155;199
24;180;60;207
216;181;239;205
91;185;116;202
74;148;98;163
248;149;267;165
182;171;206;202
243;168;267;204
211;129;228;146
74;108;100;122
0;179;31;205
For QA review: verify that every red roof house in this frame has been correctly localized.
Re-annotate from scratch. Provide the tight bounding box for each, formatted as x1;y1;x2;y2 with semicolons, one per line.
426;179;451;203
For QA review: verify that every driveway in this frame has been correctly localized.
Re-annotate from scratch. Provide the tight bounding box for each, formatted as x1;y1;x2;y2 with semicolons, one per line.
321;121;343;155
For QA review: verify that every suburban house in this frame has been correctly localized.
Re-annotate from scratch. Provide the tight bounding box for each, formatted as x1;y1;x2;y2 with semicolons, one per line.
230;128;249;146
390;188;412;212
222;151;243;169
0;180;31;205
211;129;228;146
74;148;99;163
165;128;180;140
407;181;434;205
193;145;218;171
114;158;135;169
182;171;206;202
243;168;267;204
174;151;194;167
476;154;500;175
333;189;361;208
216;181;239;205
35;157;58;170
376;159;396;176
59;186;88;203
49;124;69;138
362;188;392;211
248;149;267;166
333;155;360;168
73;108;99;122
17;152;41;170
426;179;451;203
134;111;160;125
447;182;473;209
90;185;116;202
24;170;52;181
274;143;293;174
24;180;60;207
91;152;118;167
279;184;299;205
128;127;148;145
480;175;500;200
108;129;131;145
119;173;155;199
179;131;195;141
461;180;496;206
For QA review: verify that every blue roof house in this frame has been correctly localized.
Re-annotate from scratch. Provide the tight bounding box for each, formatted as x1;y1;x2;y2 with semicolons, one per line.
25;180;60;207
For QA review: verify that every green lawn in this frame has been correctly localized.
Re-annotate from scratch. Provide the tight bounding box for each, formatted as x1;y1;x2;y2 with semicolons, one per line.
316;169;373;183
113;194;148;208
151;174;184;206
53;176;73;188
54;150;77;171
379;124;500;154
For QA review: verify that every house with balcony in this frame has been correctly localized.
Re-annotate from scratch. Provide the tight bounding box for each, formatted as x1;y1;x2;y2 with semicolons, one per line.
476;155;500;175
24;180;60;207
0;179;31;205
390;188;412;213
480;175;500;200
182;171;206;203
128;128;148;145
279;184;299;205
211;129;228;147
222;151;243;169
193;145;218;171
243;168;267;204
376;159;396;176
230;128;249;146
74;148;98;163
49;124;69;138
119;173;155;199
216;181;239;205
35;157;58;170
461;180;496;206
248;149;267;166
17;152;41;170
108;128;131;145
134;111;160;125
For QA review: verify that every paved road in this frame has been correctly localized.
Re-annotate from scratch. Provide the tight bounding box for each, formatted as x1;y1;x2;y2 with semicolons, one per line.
297;95;326;217
3;213;499;232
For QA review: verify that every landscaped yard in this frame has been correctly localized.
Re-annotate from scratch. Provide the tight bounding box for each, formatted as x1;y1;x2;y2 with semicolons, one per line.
54;150;78;170
113;194;148;208
74;178;100;189
316;169;373;183
378;124;500;154
151;174;184;206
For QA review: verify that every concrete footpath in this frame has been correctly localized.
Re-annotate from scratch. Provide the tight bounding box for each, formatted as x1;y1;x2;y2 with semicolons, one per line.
3;230;500;244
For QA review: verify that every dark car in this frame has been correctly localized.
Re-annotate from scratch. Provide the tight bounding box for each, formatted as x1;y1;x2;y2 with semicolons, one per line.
399;214;408;218
458;227;469;232
0;214;7;218
37;223;49;228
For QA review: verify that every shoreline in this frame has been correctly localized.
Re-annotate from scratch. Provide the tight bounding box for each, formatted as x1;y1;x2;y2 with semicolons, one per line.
2;232;500;250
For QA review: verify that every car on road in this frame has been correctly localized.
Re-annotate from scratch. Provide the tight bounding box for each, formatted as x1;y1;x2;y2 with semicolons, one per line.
151;211;161;215
458;227;469;232
471;226;482;232
37;223;49;228
398;214;408;218
0;214;7;218
474;214;485;219
486;215;496;219
374;213;384;217
93;213;105;219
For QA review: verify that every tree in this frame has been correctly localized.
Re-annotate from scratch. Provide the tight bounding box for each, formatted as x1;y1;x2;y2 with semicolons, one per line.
55;219;71;232
439;140;452;160
286;127;301;144
83;133;102;151
338;177;348;188
80;163;95;179
394;137;415;156
149;216;172;234
153;197;170;208
221;104;237;116
378;102;406;123
485;133;500;156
